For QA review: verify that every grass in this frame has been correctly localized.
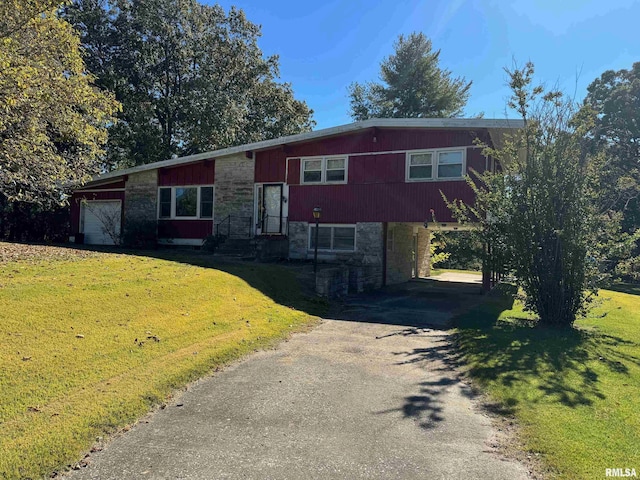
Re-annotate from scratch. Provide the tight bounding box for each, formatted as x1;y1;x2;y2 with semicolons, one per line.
453;284;640;479
0;245;324;479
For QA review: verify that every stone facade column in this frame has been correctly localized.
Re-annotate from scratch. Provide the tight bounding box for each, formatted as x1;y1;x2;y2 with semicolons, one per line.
417;228;431;278
123;170;158;244
214;153;255;237
386;222;414;285
287;221;309;259
354;222;384;289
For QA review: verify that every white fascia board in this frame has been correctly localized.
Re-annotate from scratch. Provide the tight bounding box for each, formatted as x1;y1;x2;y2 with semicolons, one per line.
86;118;524;185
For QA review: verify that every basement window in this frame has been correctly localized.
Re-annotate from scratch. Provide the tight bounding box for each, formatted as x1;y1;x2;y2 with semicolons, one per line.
309;224;356;251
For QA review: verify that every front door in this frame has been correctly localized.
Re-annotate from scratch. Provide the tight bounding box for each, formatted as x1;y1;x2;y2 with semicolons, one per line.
260;184;283;234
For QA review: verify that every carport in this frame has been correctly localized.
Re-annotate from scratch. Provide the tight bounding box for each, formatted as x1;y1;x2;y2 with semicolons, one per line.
339;271;484;330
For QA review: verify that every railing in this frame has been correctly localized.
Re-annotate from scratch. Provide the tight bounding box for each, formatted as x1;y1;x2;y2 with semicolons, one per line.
215;215;252;239
260;215;288;235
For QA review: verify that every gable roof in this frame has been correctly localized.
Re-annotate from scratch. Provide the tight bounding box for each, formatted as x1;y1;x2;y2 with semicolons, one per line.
88;118;524;183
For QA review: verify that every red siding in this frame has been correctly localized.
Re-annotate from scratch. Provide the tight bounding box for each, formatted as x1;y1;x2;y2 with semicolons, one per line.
265;127;491;186
159;160;214;186
255;149;286;183
158;220;213;239
288;145;482;223
82;179;126;190
288;181;473;224
70;191;125;234
287;159;301;185
466;147;486;173
348;154;405;183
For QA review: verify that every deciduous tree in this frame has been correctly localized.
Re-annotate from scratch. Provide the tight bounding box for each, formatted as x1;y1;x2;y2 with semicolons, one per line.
65;0;314;169
581;63;640;280
446;62;605;327
0;0;119;204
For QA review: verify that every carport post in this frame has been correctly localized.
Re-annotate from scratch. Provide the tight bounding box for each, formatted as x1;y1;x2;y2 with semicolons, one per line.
313;207;322;274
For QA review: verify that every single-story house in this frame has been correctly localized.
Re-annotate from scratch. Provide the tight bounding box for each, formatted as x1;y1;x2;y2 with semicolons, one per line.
69;118;522;288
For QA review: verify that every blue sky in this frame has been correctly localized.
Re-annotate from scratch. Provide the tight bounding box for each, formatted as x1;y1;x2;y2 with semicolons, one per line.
211;0;639;130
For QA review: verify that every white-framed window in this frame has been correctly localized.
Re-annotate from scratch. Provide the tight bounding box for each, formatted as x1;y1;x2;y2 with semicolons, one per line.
406;148;466;181
301;156;348;184
157;185;214;219
308;224;356;251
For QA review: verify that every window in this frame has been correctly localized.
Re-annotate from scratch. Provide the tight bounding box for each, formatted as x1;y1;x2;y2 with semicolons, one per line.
302;159;322;183
200;186;214;218
300;156;347;184
159;188;172;219
175;187;197;217
437;151;464;178
408;153;433;180
157;186;214;219
406;148;466;181
309;225;356;251
326;158;346;182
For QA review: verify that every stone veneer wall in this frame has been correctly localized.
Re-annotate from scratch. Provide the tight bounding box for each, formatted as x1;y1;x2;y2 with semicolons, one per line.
214;153;255;238
289;221;384;291
288;222;383;263
288;221;309;260
386;222;415;285
417;229;432;278
123;169;158;234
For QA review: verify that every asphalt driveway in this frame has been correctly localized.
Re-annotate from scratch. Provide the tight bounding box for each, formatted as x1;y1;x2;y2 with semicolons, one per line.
67;279;530;480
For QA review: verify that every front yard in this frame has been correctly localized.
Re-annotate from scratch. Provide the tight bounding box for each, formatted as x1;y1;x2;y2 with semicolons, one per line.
0;243;322;479
454;284;640;479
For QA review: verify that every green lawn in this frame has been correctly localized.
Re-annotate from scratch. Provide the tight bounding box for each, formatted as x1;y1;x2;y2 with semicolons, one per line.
0;244;323;480
454;284;640;479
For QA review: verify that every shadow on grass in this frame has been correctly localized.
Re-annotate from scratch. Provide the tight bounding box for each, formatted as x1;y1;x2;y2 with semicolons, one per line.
386;283;640;422
134;248;330;317
448;284;639;411
36;243;329;318
604;282;640;296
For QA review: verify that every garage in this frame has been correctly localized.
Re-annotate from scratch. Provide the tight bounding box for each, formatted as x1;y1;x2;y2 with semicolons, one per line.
81;200;122;245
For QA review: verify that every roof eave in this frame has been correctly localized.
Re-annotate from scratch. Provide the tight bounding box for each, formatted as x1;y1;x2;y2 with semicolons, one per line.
84;118;525;184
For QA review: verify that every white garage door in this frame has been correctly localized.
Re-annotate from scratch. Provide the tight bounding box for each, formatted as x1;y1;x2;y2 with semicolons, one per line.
82;201;122;245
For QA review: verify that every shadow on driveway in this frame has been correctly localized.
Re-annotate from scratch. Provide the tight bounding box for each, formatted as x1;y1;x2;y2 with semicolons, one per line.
328;278;486;329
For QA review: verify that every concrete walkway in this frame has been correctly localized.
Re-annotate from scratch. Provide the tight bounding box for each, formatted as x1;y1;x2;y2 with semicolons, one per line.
67;285;529;480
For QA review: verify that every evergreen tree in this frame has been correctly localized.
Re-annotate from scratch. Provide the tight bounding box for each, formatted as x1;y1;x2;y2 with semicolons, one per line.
348;33;471;121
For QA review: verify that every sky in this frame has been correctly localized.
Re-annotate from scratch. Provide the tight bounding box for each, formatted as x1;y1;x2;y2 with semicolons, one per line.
210;0;639;130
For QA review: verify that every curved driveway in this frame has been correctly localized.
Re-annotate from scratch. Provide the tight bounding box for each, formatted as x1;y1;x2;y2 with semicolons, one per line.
67;280;530;480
